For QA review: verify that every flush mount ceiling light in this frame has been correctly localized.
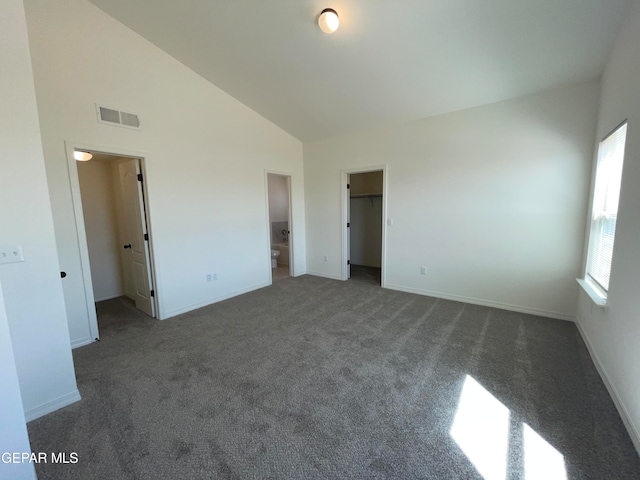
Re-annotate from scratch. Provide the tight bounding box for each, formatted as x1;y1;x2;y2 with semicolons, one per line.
318;8;339;34
74;150;93;161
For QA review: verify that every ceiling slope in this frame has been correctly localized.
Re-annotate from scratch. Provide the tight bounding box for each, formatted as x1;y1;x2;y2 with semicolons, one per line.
88;0;631;141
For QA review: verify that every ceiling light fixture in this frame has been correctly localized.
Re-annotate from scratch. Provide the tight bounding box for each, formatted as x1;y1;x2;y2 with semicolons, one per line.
318;8;339;34
74;150;93;161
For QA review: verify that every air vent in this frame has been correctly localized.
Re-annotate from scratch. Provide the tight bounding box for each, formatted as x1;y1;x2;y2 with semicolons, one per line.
96;104;141;130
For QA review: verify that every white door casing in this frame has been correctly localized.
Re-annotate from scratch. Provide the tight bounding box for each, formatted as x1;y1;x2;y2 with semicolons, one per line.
347;174;351;279
341;166;387;285
286;176;293;276
119;159;155;317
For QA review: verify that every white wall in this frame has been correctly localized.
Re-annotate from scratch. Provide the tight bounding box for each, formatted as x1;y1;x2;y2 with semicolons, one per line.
0;0;79;420
0;280;37;480
576;0;640;453
24;0;306;341
77;160;124;301
305;81;599;319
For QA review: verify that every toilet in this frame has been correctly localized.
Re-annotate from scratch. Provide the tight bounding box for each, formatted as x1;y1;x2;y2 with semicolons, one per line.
270;249;280;268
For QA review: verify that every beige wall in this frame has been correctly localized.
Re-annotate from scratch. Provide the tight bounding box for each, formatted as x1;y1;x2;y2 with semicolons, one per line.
350;171;383;195
576;0;640;453
350;196;383;268
350;171;383;268
305;81;599;319
268;173;289;244
77;160;124;301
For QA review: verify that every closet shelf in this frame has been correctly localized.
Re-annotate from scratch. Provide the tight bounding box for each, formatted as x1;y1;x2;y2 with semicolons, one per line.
350;193;382;198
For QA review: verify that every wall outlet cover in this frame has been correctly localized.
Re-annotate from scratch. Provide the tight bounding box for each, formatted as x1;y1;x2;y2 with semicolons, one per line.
0;245;25;265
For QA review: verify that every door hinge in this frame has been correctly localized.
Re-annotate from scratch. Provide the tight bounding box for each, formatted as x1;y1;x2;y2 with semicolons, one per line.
347;260;351;265
150;289;155;297
137;173;143;182
347;222;350;227
347;183;350;189
144;233;149;241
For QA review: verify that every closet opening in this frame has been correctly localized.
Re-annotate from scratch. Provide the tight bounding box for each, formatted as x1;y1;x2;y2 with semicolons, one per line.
342;168;386;287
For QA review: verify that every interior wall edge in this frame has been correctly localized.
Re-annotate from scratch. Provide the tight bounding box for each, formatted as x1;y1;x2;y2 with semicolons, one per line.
575;317;640;455
24;389;81;423
160;280;271;320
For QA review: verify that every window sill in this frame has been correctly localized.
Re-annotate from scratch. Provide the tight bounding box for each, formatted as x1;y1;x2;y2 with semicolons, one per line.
576;278;607;308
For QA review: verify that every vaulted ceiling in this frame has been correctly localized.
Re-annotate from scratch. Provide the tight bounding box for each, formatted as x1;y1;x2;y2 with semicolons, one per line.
88;0;631;142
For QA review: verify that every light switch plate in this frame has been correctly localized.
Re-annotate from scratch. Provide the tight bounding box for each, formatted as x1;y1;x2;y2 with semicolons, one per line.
0;245;25;264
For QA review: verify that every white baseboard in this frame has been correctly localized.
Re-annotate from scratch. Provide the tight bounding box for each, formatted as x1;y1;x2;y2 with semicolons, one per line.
25;389;81;422
162;281;271;319
306;271;343;281
384;283;574;321
70;336;95;349
575;320;640;455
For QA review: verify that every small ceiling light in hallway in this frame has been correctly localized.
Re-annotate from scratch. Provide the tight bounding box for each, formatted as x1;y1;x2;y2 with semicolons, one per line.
74;151;93;161
318;8;339;33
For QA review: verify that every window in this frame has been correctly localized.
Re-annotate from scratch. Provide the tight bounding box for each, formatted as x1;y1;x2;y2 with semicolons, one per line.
583;121;627;301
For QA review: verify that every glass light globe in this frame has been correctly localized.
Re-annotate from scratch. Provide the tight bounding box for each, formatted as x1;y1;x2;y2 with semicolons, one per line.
74;151;93;161
318;8;339;34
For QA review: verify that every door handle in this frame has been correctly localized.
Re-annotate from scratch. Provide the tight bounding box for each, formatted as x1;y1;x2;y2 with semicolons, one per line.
123;244;132;249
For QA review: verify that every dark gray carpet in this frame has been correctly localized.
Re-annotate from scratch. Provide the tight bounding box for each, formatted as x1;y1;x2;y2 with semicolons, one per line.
28;272;640;479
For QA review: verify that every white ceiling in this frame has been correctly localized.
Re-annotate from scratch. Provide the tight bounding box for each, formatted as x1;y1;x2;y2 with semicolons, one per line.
88;0;631;142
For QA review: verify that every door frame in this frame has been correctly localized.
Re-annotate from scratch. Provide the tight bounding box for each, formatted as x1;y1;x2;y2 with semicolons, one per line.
264;170;295;283
64;140;161;342
341;165;388;286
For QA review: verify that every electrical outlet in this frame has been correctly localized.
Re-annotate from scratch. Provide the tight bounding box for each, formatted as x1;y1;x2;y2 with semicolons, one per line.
206;274;212;282
420;266;427;275
0;245;25;265
213;273;217;281
323;255;328;262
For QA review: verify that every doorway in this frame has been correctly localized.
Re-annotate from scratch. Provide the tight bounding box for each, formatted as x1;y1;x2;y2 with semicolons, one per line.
68;146;157;344
266;172;293;282
342;168;386;286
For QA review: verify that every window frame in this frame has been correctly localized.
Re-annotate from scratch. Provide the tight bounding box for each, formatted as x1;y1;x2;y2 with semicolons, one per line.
579;120;628;306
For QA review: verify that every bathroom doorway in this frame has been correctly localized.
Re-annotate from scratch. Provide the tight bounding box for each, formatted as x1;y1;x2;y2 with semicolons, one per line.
342;167;387;287
267;172;293;282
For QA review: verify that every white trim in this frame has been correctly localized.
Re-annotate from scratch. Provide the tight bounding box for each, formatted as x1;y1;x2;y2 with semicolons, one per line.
576;278;607;307
575;320;640;455
341;166;388;286
384;283;574;321
25;390;81;422
64;141;162;330
163;281;271;319
306;271;343;281
70;336;94;349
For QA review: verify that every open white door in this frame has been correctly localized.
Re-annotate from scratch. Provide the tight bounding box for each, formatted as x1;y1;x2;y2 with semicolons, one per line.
119;159;155;317
347;174;351;279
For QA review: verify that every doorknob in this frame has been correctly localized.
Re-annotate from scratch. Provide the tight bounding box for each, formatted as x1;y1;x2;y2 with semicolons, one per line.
60;271;67;278
123;244;132;249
